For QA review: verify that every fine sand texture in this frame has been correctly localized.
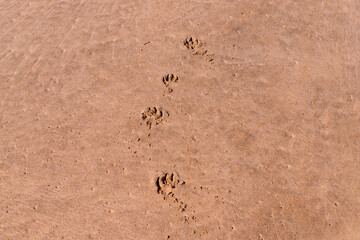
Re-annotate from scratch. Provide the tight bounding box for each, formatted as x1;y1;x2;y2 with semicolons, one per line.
1;0;360;239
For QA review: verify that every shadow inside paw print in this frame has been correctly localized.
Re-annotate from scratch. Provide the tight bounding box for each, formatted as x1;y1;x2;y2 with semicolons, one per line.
156;172;187;212
184;37;202;50
141;107;168;129
162;74;179;93
184;37;213;61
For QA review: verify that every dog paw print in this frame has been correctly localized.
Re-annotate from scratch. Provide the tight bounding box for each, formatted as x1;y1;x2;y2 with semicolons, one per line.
156;172;187;212
184;37;204;53
184;37;213;62
162;74;179;93
141;107;168;129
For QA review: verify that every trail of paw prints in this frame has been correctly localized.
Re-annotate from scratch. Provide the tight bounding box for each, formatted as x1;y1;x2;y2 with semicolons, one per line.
141;107;169;129
162;73;179;93
156;172;188;212
184;37;214;62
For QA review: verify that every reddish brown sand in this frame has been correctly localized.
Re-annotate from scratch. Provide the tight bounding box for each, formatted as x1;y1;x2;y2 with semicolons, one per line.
1;1;360;239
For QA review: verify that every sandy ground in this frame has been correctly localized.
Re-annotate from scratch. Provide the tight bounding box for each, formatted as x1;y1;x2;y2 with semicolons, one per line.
1;0;360;239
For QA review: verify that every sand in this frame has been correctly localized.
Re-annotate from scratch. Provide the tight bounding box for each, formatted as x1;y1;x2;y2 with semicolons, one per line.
1;0;360;239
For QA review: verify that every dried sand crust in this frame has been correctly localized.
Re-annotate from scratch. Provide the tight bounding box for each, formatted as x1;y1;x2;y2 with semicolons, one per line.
0;0;360;239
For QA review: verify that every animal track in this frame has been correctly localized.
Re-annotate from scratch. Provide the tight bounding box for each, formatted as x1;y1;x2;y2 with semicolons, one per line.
156;172;182;194
156;172;187;212
184;37;204;53
162;74;179;93
141;107;168;129
184;37;213;62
